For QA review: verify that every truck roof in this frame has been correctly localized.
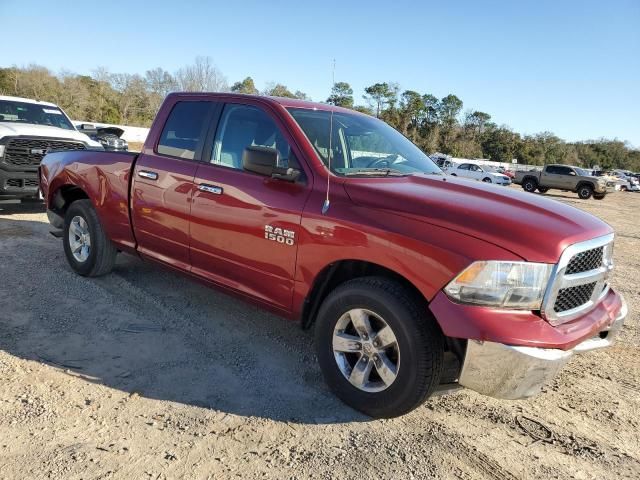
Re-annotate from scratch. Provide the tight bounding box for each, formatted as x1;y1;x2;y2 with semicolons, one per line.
0;95;60;107
166;92;361;115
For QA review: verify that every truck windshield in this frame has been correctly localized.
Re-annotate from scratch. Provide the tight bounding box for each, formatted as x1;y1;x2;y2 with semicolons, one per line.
287;108;442;177
0;100;75;130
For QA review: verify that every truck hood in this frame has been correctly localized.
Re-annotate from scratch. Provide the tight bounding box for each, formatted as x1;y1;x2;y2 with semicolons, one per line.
0;122;102;147
343;174;612;263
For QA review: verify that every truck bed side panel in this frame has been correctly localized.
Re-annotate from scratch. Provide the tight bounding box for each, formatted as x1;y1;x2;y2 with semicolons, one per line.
41;150;138;253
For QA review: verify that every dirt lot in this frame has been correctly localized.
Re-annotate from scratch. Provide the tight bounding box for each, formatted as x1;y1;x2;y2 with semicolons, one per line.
0;189;638;480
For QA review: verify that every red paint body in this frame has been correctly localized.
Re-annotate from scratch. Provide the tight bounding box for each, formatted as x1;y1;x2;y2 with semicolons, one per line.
39;93;624;349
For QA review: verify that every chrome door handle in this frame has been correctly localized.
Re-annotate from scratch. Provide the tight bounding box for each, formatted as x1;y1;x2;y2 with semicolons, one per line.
198;184;223;195
138;170;158;180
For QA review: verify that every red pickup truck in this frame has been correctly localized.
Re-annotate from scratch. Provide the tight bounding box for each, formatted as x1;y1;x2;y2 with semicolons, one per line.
39;93;627;418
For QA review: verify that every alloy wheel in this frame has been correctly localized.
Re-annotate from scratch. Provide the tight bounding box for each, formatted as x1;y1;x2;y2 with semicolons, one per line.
332;308;400;392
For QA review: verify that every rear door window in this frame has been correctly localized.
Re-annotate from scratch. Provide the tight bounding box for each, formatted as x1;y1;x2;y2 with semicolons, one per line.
157;101;213;160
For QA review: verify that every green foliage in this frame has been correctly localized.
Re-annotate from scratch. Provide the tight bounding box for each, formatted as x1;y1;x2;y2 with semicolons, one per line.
231;77;259;95
327;81;354;108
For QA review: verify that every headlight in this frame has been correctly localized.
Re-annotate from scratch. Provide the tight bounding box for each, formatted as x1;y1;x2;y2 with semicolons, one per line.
444;261;553;309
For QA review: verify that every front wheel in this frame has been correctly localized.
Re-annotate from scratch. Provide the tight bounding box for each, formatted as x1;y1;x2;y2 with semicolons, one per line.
482;177;492;183
315;277;444;418
537;187;549;193
63;199;117;276
594;193;606;200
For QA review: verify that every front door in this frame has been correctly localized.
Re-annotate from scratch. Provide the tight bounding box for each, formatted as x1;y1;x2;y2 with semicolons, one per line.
189;102;311;310
131;100;214;270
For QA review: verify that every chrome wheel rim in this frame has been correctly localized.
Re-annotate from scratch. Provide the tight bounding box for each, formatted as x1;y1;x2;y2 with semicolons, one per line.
68;215;91;262
332;308;400;393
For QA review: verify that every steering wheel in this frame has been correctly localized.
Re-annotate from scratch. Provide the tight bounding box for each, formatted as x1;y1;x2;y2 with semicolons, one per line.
367;154;400;169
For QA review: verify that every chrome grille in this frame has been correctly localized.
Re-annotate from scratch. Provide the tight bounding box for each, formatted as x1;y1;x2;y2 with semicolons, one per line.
3;137;85;167
554;282;597;313
566;247;603;274
542;234;614;326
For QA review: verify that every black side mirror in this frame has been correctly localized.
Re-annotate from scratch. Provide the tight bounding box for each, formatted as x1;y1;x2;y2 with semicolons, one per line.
242;146;300;182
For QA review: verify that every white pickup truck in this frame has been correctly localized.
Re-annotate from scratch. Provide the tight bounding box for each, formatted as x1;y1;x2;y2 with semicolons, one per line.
0;95;102;200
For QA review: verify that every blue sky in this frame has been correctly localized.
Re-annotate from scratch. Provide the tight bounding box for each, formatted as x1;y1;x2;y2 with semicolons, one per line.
2;0;639;145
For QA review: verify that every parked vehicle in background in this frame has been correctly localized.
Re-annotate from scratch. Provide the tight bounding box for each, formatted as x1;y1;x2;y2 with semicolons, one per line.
0;95;102;199
610;170;640;192
514;164;613;199
493;165;515;179
39;93;627;418
76;124;129;151
433;157;455;170
445;162;511;185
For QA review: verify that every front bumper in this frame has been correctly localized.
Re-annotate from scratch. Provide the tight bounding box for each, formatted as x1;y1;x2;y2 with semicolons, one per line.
0;168;39;198
458;296;627;399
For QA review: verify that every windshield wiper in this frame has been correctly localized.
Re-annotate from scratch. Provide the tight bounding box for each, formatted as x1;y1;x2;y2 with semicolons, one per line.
344;168;408;177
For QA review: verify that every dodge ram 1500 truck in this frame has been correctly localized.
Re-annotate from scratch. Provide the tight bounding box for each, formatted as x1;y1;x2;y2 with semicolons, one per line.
513;164;614;199
39;93;628;418
0;95;102;199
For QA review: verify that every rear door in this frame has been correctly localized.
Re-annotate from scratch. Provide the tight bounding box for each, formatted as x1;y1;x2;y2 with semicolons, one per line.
456;163;472;179
189;101;312;310
131;100;215;270
541;165;563;188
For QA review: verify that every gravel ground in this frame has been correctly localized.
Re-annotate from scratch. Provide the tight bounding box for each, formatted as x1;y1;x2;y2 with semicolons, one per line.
0;189;638;479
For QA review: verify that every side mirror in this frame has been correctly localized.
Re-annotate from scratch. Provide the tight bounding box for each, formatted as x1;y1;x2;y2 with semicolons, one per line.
242;146;300;182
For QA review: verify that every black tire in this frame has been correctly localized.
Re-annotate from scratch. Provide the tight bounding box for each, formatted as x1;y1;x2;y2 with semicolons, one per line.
450;173;457;176
482;177;492;183
315;276;444;418
577;184;593;199
537;187;549;193
522;178;537;192
594;193;606;200
63;199;117;277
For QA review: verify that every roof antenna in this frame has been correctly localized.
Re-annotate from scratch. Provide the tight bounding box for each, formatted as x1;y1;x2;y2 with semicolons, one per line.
322;59;336;215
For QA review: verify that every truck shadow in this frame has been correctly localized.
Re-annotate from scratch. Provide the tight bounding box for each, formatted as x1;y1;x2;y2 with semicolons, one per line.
0;216;367;425
0;200;46;215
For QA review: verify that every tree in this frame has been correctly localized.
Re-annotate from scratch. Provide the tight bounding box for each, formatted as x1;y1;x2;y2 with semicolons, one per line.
145;67;177;114
231;76;258;95
363;82;398;117
175;56;227;92
438;94;463;126
263;82;296;98
464;110;491;135
327;81;354;108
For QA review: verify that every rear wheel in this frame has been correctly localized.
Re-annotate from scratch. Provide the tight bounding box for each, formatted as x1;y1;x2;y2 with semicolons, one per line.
594;193;606;200
315;277;444;418
482;177;492;183
63;199;117;276
522;178;537;193
577;185;593;199
537;187;549;193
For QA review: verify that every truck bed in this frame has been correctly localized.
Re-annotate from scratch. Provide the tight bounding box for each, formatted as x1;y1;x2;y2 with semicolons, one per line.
40;149;139;253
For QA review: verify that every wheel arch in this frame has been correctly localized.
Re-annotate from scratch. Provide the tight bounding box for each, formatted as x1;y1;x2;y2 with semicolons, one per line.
575;181;594;192
51;184;90;215
301;259;427;330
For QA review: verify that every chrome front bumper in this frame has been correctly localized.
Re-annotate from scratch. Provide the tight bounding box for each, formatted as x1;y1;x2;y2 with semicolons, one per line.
458;297;627;400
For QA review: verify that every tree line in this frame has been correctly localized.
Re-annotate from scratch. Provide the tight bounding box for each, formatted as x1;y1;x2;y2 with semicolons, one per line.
1;58;637;171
